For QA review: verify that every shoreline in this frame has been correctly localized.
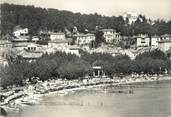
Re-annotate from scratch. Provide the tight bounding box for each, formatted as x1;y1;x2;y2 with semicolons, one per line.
1;75;171;115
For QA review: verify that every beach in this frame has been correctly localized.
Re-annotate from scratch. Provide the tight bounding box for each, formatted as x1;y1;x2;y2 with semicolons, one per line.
7;79;171;117
1;75;171;116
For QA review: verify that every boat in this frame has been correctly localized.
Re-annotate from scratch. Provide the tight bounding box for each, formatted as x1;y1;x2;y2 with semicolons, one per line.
20;99;37;105
20;98;38;106
1;105;20;113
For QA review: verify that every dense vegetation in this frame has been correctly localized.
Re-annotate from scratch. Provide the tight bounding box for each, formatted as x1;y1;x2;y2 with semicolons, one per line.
1;50;171;87
1;3;171;37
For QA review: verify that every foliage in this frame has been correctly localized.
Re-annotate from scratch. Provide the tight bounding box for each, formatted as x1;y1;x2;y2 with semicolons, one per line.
58;60;92;79
95;30;105;47
134;49;171;74
1;49;171;87
1;3;171;37
135;49;168;60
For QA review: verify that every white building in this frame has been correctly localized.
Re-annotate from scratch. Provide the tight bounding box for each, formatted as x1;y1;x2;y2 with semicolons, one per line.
48;40;69;50
92;66;105;78
32;36;39;42
74;33;95;45
12;26;30;42
27;43;42;52
151;35;160;48
74;33;95;50
160;34;171;41
65;46;80;56
0;40;12;54
47;32;69;51
13;27;29;37
101;29;121;44
123;12;140;24
17;50;43;62
49;32;65;41
135;34;150;47
158;34;171;52
158;40;171;52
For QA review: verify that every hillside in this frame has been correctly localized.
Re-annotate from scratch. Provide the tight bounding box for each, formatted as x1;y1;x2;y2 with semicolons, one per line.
1;3;171;36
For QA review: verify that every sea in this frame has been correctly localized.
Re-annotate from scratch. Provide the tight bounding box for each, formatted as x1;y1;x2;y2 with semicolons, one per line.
8;81;171;117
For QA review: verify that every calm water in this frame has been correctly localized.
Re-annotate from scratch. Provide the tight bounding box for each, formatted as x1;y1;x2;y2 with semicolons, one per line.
9;83;171;117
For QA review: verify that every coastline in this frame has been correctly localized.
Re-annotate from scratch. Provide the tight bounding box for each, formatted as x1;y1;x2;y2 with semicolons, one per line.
1;75;171;116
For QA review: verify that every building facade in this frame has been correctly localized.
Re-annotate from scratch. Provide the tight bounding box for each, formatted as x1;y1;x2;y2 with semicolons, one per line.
48;40;69;50
160;34;171;41
74;33;95;50
158;40;171;52
158;35;171;52
13;27;29;37
151;35;160;48
123;12;140;24
49;32;65;41
48;32;69;51
101;29;121;44
135;34;150;47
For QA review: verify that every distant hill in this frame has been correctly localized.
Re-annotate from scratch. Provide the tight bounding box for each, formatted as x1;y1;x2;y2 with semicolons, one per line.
1;3;171;36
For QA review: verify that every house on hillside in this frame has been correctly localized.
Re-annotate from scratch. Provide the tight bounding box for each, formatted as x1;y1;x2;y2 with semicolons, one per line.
32;36;39;42
13;26;29;37
150;35;160;48
16;50;43;62
48;39;69;50
0;40;12;55
73;33;95;50
65;46;81;56
0;40;12;58
123;12;140;24
49;32;65;41
12;26;33;51
135;34;150;47
158;34;171;52
92;66;106;78
158;40;171;52
101;29;121;44
26;43;43;52
160;34;171;41
48;32;69;52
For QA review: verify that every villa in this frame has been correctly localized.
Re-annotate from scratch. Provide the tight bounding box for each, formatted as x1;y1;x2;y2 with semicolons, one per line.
158;40;171;52
48;32;69;51
49;32;66;41
158;34;171;52
74;33;95;50
92;66;106;78
13;26;29;38
135;34;150;47
16;50;43;62
123;12;140;24
151;35;160;48
101;29;121;44
160;34;171;41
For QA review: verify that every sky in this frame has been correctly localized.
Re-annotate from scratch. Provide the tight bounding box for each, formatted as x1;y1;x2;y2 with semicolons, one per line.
1;0;171;21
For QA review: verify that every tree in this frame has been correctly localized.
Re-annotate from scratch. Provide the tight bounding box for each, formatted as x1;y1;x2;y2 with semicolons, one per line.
95;30;105;47
58;60;92;79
